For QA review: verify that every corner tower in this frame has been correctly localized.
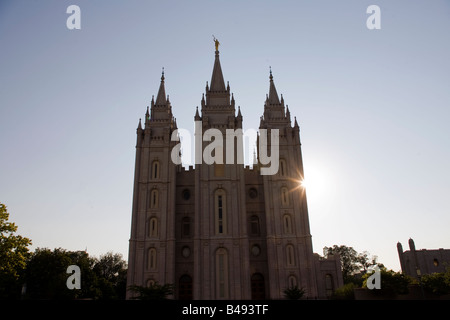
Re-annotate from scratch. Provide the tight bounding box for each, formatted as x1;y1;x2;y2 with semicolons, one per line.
126;70;179;298
258;69;318;298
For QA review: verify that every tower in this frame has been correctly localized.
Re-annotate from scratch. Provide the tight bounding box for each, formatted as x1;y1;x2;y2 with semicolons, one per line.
258;69;318;298
126;70;179;298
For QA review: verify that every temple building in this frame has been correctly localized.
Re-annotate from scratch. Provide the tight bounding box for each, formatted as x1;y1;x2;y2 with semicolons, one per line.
126;42;343;299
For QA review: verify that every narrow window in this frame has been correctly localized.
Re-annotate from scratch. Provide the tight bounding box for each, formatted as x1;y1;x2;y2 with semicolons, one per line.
284;215;292;234
215;189;227;235
250;216;260;236
182;217;191;238
280;159;287;176
281;187;289;207
148;217;158;237
148;248;157;270
325;274;334;297
216;248;229;299
286;245;295;266
152;161;160;179
150;189;159;209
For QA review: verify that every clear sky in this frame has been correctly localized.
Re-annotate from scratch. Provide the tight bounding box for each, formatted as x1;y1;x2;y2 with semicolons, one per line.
1;0;449;272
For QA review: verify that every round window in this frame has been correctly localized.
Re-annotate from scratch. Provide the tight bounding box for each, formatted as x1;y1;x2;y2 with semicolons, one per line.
248;188;258;199
251;245;261;257
182;246;191;258
182;189;191;201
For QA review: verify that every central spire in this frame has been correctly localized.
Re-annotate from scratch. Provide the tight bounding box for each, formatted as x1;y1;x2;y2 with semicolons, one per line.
210;38;226;92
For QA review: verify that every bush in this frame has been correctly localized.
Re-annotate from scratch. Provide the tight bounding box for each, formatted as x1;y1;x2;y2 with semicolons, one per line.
332;283;355;300
283;285;306;300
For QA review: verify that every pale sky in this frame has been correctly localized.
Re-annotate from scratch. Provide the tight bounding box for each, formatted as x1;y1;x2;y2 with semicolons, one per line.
1;0;449;272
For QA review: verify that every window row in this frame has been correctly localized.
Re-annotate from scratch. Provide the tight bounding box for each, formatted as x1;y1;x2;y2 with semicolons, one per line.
146;214;294;238
146;217;192;238
148;186;291;211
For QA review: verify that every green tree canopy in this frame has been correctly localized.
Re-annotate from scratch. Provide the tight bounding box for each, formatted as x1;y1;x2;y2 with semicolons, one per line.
323;245;384;284
0;203;32;299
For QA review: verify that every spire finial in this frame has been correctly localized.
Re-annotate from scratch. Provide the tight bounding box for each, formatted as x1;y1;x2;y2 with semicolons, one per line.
161;67;165;81
269;66;273;80
213;35;220;51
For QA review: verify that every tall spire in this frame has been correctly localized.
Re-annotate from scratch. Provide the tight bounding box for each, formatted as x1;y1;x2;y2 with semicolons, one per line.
210;40;226;92
155;67;167;105
268;67;281;105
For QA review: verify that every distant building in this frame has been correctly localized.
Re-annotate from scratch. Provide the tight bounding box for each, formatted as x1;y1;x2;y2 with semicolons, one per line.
126;42;343;299
397;238;450;278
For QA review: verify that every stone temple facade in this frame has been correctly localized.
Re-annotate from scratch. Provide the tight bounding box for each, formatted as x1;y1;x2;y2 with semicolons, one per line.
126;44;343;299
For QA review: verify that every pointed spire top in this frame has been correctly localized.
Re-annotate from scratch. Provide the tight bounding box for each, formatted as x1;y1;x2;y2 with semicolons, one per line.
268;67;280;104
155;68;167;105
138;118;142;130
210;45;226;92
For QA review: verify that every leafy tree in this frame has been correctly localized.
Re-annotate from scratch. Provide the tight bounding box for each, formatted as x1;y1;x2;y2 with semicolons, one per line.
323;245;383;284
0;203;32;299
92;252;127;299
24;248;127;300
283;285;306;300
24;248;96;299
421;268;450;296
128;282;174;300
331;283;356;300
362;268;412;296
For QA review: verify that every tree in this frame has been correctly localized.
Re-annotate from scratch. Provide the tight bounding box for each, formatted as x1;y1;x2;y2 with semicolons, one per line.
0;203;32;299
24;248;127;300
362;268;412;296
92;252;127;299
24;248;96;299
421;268;450;296
283;285;306;300
128;282;174;300
323;245;383;284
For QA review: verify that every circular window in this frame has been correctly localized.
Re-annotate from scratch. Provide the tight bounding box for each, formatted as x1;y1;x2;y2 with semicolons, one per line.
182;246;191;258
248;188;258;199
182;189;191;201
251;245;261;257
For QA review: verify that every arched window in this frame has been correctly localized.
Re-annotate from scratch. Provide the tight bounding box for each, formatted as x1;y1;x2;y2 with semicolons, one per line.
251;273;265;300
283;215;292;234
325;274;334;297
182;217;191;238
279;159;287;176
179;275;193;300
250;215;260;236
146;279;155;287
286;245;295;266
147;248;157;270
150;189;159;209
148;217;158;237
281;187;289;207
215;248;229;299
152;161;160;179
215;189;227;235
288;275;297;288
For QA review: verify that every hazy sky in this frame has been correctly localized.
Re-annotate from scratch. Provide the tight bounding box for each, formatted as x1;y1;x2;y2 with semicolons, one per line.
1;0;449;272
